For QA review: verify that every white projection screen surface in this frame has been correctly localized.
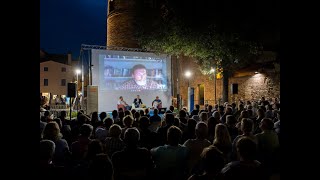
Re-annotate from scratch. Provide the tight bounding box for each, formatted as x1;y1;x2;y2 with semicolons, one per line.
91;49;172;112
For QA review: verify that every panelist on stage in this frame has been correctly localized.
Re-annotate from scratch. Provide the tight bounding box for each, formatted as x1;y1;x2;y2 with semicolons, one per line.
152;96;162;109
117;96;131;111
133;95;143;108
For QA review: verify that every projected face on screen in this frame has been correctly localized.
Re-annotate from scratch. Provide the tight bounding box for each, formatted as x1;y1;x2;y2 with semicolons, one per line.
100;55;168;91
117;64;161;90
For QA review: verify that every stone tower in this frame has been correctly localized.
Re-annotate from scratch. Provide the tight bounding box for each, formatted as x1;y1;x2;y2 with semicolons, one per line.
107;0;139;48
107;0;159;48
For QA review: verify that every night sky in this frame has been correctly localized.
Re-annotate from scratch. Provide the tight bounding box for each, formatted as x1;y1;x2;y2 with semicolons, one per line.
40;0;107;59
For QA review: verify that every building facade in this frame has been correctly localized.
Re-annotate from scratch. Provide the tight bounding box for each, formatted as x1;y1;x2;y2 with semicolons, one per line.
40;51;77;99
106;0;280;108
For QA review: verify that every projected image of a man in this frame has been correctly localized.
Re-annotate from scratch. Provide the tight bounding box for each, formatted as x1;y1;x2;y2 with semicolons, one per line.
118;64;160;90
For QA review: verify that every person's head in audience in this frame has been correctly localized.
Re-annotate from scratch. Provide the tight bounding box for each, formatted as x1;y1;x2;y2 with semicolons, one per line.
218;106;224;115
260;105;266;112
124;110;132;117
112;110;118;119
77;114;87;126
139;116;150;129
40;139;55;165
53;118;62;129
123;115;133;128
236;137;257;161
167;126;182;146
104;117;114;130
199;111;208;122
118;111;125;120
208;105;213;112
174;117;180;127
109;124;122;138
60;111;66;119
134;111;140;120
187;118;197;131
214;104;219;110
240;118;254;135
213;123;232;145
247;109;254;118
207;116;219;134
144;108;149;116
99;112;107;121
259;118;274;131
225;107;233;115
212;111;221;121
169;105;175;112
182;107;188;113
200;145;225;175
238;103;244;112
131;108;136;115
124;127;140;148
86;139;104;160
79;124;94;138
165;113;175;126
139;109;145;117
195;104;200;110
91;112;99;122
42;121;62;142
179;109;187;118
257;108;265;118
238;110;249;122
153;108;159;116
226;115;237;127
195;122;208;140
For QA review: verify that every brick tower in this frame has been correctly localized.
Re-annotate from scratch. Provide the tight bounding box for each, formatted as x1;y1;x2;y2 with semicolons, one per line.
107;0;140;48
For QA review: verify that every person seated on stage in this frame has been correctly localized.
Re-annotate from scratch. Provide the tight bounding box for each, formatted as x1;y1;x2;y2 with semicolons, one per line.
152;96;162;109
118;64;161;90
117;96;131;111
133;95;143;108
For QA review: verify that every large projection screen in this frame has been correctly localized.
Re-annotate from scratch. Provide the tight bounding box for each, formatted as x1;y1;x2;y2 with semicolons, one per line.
92;49;172;112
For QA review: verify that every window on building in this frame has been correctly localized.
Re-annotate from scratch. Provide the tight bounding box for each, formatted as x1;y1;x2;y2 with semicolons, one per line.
44;79;48;86
61;79;66;86
44;67;48;71
61;67;66;72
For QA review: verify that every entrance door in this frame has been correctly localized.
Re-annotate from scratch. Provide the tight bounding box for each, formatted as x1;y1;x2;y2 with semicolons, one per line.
199;84;205;105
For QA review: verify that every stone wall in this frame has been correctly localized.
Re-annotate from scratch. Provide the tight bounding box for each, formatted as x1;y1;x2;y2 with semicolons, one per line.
174;56;280;109
229;72;280;103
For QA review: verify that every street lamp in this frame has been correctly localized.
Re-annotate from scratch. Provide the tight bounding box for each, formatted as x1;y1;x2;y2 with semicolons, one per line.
185;71;192;87
185;70;192;112
76;69;81;85
210;67;217;105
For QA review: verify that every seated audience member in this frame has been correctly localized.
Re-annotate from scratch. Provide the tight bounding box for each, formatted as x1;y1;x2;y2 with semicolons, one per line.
104;124;126;157
188;146;225;180
221;137;268;180
183;122;211;175
112;128;154;180
151;126;189;180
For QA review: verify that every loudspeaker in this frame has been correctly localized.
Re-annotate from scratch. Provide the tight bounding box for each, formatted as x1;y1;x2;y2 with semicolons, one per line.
67;83;76;97
231;83;238;94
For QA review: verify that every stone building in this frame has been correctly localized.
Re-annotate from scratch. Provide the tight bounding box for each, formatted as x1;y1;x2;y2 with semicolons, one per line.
106;0;280;108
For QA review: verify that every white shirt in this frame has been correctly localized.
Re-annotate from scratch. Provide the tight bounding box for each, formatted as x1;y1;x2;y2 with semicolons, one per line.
117;99;127;105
